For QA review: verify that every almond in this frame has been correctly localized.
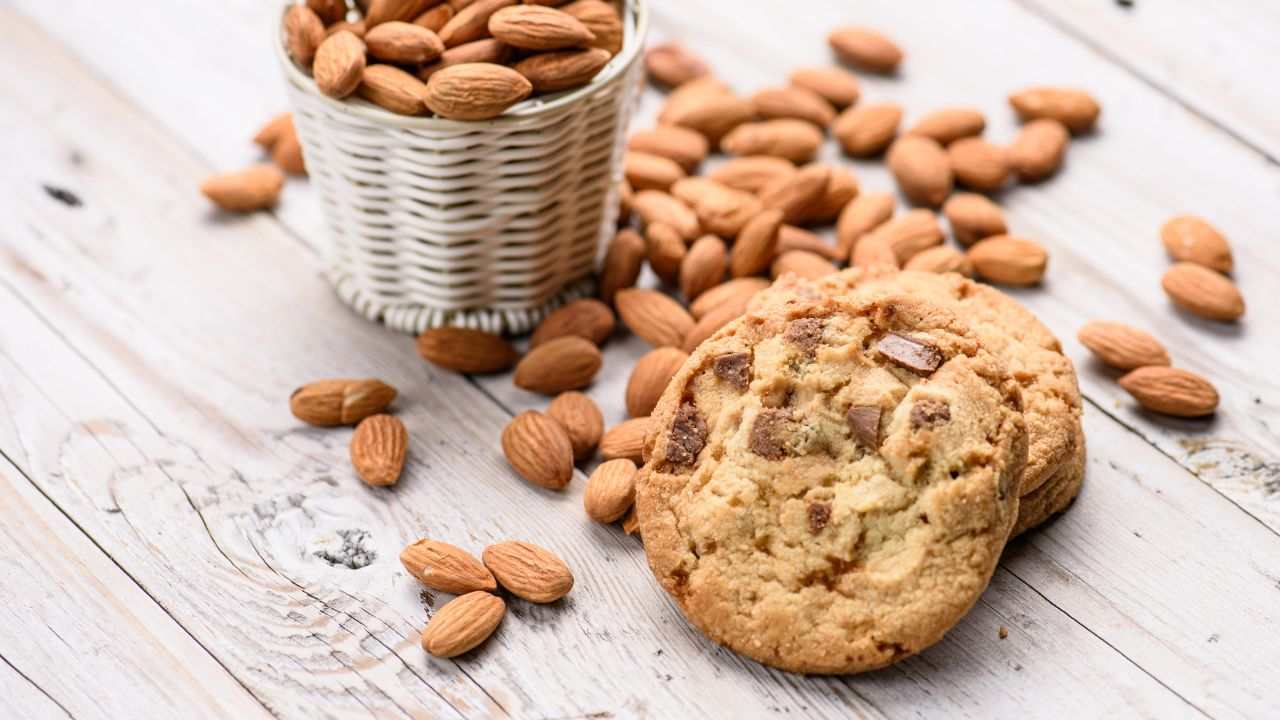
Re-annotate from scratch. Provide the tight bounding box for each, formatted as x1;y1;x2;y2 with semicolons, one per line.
618;178;634;224
631;190;700;240
661;91;755;147
514;336;602;394
943;193;1007;246
615;289;696;347
421;591;505;658
546;391;604;460
771;250;837;280
689;277;770;319
314;31;367;98
645;222;686;284
253;113;294;149
628;126;710;173
683;291;752;351
1077;321;1171;370
1010;86;1101;134
1160;216;1233;273
759;164;830;224
358;64;430;115
887;135;953;207
645;42;709;87
200;165;284;212
562;0;623;55
489;5;595;50
1160;262;1245;321
599;417;650;462
792;165;859;225
836;191;895;259
483;541;574;603
777;225;843;261
366;0;435;28
968;235;1049;286
290;378;397;427
1009;118;1069;182
657;76;730;124
271;127;307;177
424;62;532;120
828;26;903;73
624;151;686;192
789;66;861;108
687;182;762;238
680;235;728;301
627;347;689;418
584;459;638;523
948;138;1009;192
283;5;325;66
903;245;974;277
401;539;497;594
413;5;454;32
418;38;512;80
730;209;785;277
851;232;900;269
502;410;574;489
833;102;901;157
365;21;445;63
751;86;836;127
530;298;615;347
598;228;646;304
1118;366;1218;418
350;414;408;486
722;119;824;164
308;0;348;25
864;209;942;264
438;0;516;47
906;108;986;145
707;155;796;194
514;47;610;92
416;327;520;373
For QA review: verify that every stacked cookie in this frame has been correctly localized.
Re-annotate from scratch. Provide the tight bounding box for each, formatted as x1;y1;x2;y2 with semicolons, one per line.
634;269;1084;673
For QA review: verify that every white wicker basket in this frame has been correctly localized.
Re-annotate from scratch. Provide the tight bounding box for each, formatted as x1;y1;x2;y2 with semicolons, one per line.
276;1;648;335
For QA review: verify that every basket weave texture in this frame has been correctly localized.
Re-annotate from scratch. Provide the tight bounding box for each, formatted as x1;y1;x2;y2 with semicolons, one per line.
276;1;647;335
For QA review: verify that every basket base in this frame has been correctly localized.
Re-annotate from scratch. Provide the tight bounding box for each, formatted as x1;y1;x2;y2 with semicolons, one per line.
329;272;597;336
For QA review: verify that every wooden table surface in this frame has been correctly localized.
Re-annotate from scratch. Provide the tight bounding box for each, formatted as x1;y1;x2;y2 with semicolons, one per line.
2;1;1278;718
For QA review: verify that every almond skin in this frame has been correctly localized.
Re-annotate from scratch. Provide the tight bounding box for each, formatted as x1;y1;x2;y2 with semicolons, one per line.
416;327;520;374
598;228;646;305
366;0;436;28
948;138;1010;192
887;135;953;207
413;5;454;32
661;92;756;148
866;209;943;264
907;108;986;145
615;289;695;348
777;225;843;261
599;417;650;463
314;31;368;98
365;21;445;64
751;86;836;127
708;155;796;194
514;47;610;93
350;414;408;487
271;125;307;177
563;0;623;55
1009;118;1069;182
1161;262;1245;321
631;190;700;240
793;165;859;226
903;245;974;277
627;347;689;418
685;181;761;239
489;5;595;50
530;298;616;348
401;539;498;594
253;113;294;150
513;336;603;395
644;42;709;87
759;164;831;224
1010;86;1101;134
771;250;837;280
645;222;686;284
943;193;1007;246
730;209;785;277
968;235;1049;286
546;391;604;461
833;102;902;157
1160;215;1233;273
1118;367;1218;418
290;378;397;427
424;62;532;120
200;165;284;212
625;151;686;192
308;0;348;25
628;126;710;173
438;0;516;48
789;66;861;108
501;411;574;489
483;541;574;603
584;459;638;523
836;191;895;259
828;26;903;73
722;120;824;164
683;289;755;352
1077;321;1171;370
689;277;770;319
421;591;505;658
283;5;326;66
657;76;730;124
418;38;512;81
680;235;728;301
851;232;900;269
358;64;430;115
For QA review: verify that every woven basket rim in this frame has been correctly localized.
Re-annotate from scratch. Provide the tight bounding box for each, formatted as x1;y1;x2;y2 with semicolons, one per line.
274;0;648;130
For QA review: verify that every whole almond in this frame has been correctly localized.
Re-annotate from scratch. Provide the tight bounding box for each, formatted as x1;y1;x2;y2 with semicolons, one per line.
350;414;408;486
489;5;595;50
546;391;604;460
598;228;646;304
661;92;756;147
707;155;796;194
943;193;1007;246
865;209;943;264
531;298;615;348
421;591;505;658
948;138;1010;192
1077;321;1171;370
793;165;859;225
683;291;753;351
887;135;953;207
968;235;1049;286
751;86;836;127
200;165;284;212
1118;366;1218;418
627;347;689;418
690;277;770;319
903;245;974;277
618;178;633;224
731;209;785;277
599;417;650;462
778;225;843;261
836;190;895;259
833;102;902;157
413;5;454;32
416;327;520;373
290;378;397;427
514;47;611;93
1161;262;1245;321
689;183;762;238
1009;118;1069;182
514;336;602;394
628;126;710;173
314;31;368;98
645;42;709;87
418;38;511;80
1010;86;1101;134
438;0;516;47
308;0;348;25
645;222;686;284
401;539;497;594
271;126;307;177
631;190;700;240
502;411;574;489
424;62;532;120
625;151;686;192
759;165;831;224
828;26;903;73
722;119;824;164
562;0;623;55
359;64;430;115
851;232;900;269
1160;216;1233;273
584;459;638;523
615;289;696;347
253;113;294;150
789;66;861;108
907;108;986;145
284;5;326;66
326;19;367;38
771;250;837;280
680;235;728;301
483;541;574;602
657;76;731;124
366;0;435;28
365;21;445;63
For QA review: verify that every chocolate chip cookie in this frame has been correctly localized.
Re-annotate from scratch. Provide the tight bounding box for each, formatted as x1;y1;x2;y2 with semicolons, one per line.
636;292;1027;673
1013;426;1085;536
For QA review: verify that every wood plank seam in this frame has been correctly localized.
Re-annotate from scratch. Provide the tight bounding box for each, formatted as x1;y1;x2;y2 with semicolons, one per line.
0;652;74;719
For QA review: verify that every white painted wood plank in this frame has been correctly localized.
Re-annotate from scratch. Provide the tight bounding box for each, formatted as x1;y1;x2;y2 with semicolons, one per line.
0;657;71;720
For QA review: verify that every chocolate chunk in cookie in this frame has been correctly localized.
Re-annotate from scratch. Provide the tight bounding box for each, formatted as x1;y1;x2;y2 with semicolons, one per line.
875;333;944;375
713;352;752;391
666;401;708;466
910;399;951;429
807;502;832;534
784;318;824;353
749;408;791;460
846;405;881;448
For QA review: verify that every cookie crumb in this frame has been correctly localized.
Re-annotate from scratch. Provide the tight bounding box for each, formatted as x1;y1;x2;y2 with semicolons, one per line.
807;503;832;534
784;318;824;352
998;626;1009;639
910;399;952;429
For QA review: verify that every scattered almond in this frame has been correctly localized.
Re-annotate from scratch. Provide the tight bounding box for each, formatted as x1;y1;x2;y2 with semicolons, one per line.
625;151;686;192
867;209;944;264
680;235;728;300
501;410;574;489
645;222;687;284
793;165;859;226
513;336;603;395
627;347;689;418
759;164;831;224
683;284;756;351
483;540;574;602
948;138;1009;192
851;232;900;269
707;155;797;194
789;66;861;108
828;26;903;73
598;228;646;305
903;245;974;276
401;539;498;594
1077;321;1171;370
751;86;836;127
350;414;408;486
531;298;615;348
584;459;638;523
943;193;1007;246
424;62;532;120
772;250;837;280
968;235;1049;286
645;42;709;87
1160;216;1233;273
421;591;505;658
1009;118;1069;182
416;327;520;374
631;190;700;240
689;277;770;319
253;113;294;150
778;225;842;261
661;91;756;147
1118;366;1218;418
290;378;397;427
1010;86;1101;134
887;135;953;207
730;209;785;277
1161;262;1245;321
600;417;650;463
616;289;696;347
833;102;902;157
628;126;710;173
200;165;284;212
271;128;307;176
687;182;761;238
907;108;986;145
836;191;895;259
722;119;824;164
546;391;604;461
